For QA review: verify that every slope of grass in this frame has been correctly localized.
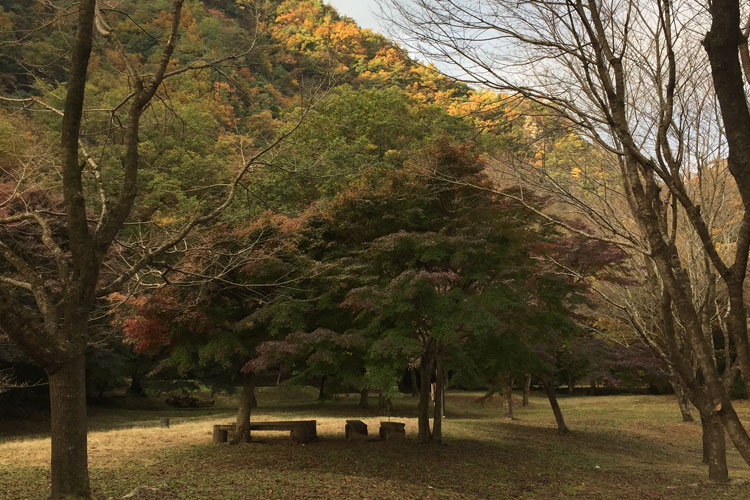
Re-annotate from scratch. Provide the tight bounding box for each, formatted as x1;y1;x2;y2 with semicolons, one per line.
2;391;750;499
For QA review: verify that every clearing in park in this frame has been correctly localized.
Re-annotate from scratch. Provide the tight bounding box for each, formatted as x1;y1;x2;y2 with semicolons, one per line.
2;388;750;499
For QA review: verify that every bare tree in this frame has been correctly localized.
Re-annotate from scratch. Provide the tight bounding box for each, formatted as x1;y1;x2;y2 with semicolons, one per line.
383;0;750;482
0;368;45;394
488;101;741;469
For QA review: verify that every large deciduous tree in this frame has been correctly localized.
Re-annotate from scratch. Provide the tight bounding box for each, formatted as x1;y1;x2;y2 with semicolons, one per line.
0;2;299;497
383;0;750;482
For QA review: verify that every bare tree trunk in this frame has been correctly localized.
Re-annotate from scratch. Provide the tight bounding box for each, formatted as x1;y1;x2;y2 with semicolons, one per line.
502;373;513;419
700;411;729;483
230;372;254;444
318;375;327;400
433;352;444;444
359;388;369;409
441;369;446;418
661;287;749;477
567;373;574;394
127;374;146;397
670;375;694;422
522;373;531;406
48;352;90;499
418;353;433;443
702;413;712;464
543;378;569;434
410;365;419;396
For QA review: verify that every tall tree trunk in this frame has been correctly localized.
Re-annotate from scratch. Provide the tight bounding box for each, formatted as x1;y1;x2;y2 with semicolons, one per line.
670;375;694;422
543;378;569;433
127;373;146;397
660;286;750;476
318;375;327;400
441;369;446;418
418;353;433;443
433;352;444;444
230;372;255;444
522;373;532;407
48;352;90;499
502;373;513;419
567;373;574;394
701;411;729;483
410;365;419;396
702;413;712;464
359;388;369;409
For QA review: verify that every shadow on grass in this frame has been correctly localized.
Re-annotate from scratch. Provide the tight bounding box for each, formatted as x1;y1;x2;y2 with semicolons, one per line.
102;420;732;500
6;393;750;500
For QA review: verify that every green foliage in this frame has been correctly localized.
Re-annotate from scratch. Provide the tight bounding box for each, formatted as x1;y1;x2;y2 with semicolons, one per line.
1;0;628;402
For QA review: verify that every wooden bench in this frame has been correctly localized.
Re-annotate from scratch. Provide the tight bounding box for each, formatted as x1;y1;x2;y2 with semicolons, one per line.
213;424;236;443
379;421;405;441
251;420;317;443
345;419;368;441
213;420;317;444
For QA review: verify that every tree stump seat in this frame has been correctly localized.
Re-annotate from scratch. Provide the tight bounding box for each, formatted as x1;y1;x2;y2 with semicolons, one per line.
379;421;406;440
250;420;317;443
213;420;317;444
212;423;236;443
345;419;368;440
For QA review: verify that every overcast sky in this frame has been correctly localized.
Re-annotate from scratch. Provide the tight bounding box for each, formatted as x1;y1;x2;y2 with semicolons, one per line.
324;1;384;33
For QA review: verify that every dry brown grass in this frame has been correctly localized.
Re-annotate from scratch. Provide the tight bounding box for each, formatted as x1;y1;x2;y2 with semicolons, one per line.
0;410;424;468
5;393;750;499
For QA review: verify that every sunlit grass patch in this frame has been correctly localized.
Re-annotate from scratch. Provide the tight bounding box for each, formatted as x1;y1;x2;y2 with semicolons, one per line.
3;392;750;499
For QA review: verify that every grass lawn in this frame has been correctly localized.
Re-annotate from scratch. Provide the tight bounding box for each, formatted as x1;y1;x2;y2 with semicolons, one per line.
3;389;750;499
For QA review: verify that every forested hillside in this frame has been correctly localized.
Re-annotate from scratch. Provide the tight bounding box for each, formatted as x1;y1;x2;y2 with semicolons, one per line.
0;0;541;402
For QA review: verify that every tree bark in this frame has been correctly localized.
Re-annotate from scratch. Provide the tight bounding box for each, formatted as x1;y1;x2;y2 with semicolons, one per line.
441;369;446;418
502;373;513;419
418;353;433;443
522;373;531;406
127;372;146;397
410;365;419;396
670;375;694;422
433;352;444;444
701;411;729;483
48;352;90;499
702;414;712;464
542;378;569;433
359;388;369;409
230;372;254;444
318;375;327;400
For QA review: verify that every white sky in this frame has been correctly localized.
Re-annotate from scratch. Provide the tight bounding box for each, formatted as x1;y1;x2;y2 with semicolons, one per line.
324;0;384;32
